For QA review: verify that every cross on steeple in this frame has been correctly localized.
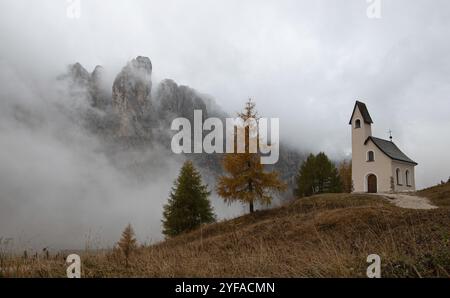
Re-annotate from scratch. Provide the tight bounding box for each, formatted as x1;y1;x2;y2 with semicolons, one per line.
388;129;393;142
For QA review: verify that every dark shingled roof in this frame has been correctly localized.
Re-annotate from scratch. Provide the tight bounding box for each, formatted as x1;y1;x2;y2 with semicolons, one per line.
365;137;418;165
349;101;373;125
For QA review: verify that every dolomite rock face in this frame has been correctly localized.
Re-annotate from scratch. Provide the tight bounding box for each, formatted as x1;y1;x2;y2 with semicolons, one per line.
61;63;110;110
62;57;210;139
62;63;91;101
57;55;305;199
155;79;208;123
69;62;91;86
89;65;111;109
112;56;153;137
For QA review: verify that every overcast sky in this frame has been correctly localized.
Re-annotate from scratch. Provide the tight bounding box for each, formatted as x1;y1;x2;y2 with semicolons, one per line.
1;0;450;248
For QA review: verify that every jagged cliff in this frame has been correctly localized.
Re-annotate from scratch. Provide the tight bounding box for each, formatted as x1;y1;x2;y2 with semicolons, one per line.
90;65;110;109
60;56;304;197
155;79;208;123
112;56;154;137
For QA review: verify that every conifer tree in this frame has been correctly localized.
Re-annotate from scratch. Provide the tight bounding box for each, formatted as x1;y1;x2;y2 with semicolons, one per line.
295;154;318;197
217;99;287;213
162;160;215;237
117;223;137;267
338;159;352;193
295;152;342;197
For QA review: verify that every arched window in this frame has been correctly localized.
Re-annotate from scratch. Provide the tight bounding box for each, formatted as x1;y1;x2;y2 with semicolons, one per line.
367;151;375;162
406;170;410;186
396;168;402;185
355;119;361;129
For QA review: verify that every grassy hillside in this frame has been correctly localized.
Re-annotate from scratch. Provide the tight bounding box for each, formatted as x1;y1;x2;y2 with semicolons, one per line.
1;191;449;278
417;181;450;207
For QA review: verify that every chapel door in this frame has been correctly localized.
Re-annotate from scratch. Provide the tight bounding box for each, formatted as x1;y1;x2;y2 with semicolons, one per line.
367;174;377;193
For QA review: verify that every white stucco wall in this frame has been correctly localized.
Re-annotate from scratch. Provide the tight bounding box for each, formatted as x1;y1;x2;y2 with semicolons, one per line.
352;139;393;192
391;161;416;192
351;106;392;193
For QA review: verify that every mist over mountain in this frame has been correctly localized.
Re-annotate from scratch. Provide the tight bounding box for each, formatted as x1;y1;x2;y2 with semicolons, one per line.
61;55;304;184
0;55;303;252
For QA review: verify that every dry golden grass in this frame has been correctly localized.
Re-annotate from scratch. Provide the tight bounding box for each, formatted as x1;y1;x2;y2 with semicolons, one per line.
417;181;450;207
1;192;449;278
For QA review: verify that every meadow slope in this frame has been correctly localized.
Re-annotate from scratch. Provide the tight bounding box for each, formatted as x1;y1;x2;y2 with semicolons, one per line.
1;186;450;278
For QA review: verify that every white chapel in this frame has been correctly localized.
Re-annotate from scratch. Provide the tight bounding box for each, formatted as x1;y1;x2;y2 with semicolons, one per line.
349;101;418;193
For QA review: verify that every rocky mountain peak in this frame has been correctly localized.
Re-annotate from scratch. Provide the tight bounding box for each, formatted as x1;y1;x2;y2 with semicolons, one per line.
91;65;105;79
67;62;90;86
155;79;208;123
130;56;152;74
57;56;303;193
89;65;110;109
112;56;153;137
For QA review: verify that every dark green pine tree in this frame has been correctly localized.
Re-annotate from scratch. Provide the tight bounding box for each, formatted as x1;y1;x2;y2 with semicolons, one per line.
162;160;216;237
295;152;342;197
295;154;318;197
